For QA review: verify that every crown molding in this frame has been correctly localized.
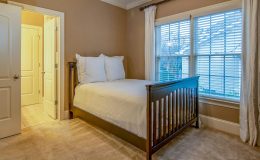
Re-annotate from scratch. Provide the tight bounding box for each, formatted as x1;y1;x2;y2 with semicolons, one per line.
101;0;126;9
126;0;152;10
101;0;152;10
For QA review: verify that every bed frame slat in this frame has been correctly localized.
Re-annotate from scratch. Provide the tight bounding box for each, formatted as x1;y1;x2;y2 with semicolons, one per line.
176;89;179;130
163;97;166;138
158;99;162;140
167;95;171;135
171;91;176;134
184;90;186;125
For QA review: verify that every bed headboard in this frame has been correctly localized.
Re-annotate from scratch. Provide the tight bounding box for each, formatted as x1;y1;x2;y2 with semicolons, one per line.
68;62;78;113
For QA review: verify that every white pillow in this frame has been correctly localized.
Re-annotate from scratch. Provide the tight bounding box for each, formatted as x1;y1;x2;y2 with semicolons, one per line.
99;54;125;81
76;54;106;83
76;54;86;83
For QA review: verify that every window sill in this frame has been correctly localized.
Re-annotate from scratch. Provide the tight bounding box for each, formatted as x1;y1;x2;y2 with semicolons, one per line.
199;96;240;110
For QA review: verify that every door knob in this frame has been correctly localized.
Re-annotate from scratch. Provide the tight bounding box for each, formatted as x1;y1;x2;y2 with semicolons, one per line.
13;74;20;80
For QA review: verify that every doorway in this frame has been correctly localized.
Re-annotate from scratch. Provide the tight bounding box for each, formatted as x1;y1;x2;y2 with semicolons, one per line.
0;1;65;139
8;1;65;122
21;10;58;128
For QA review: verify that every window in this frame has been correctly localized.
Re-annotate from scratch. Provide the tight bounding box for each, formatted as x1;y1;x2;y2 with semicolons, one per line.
194;9;242;100
155;8;242;101
155;20;190;82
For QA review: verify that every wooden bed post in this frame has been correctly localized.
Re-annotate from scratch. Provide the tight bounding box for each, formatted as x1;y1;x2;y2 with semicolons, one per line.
146;85;152;160
69;62;77;119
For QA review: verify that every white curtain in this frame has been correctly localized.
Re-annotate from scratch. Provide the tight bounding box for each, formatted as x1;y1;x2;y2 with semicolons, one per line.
240;0;260;146
144;6;157;80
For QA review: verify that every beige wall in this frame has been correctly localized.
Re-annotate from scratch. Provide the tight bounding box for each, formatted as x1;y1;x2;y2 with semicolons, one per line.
11;0;239;122
13;0;127;111
126;0;239;123
200;103;239;123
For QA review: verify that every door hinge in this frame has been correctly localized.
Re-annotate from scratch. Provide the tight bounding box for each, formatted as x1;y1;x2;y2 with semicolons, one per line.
55;100;58;105
56;26;58;32
38;90;41;94
55;64;58;69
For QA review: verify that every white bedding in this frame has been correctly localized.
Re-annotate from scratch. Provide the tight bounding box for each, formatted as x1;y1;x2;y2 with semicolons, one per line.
73;79;152;138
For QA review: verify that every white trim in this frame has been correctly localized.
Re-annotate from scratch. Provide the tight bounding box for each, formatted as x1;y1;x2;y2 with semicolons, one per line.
200;115;240;136
8;1;66;120
126;0;152;10
199;97;240;110
101;0;126;9
101;0;151;10
156;0;242;26
156;12;191;26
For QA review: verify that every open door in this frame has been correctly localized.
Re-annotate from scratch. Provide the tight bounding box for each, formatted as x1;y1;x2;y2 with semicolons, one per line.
0;3;21;139
43;16;57;119
21;25;41;106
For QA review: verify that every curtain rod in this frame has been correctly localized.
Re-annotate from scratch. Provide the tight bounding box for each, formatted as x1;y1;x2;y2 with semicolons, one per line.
0;0;8;4
140;0;172;11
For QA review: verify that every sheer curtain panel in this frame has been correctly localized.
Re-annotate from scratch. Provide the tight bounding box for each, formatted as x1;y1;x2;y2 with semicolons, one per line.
240;0;260;146
145;6;157;80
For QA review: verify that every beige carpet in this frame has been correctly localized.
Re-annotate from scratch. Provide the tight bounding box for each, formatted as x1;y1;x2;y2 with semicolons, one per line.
0;118;259;160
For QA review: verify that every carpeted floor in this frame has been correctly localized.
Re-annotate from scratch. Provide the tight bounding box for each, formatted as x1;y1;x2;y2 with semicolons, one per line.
0;118;259;160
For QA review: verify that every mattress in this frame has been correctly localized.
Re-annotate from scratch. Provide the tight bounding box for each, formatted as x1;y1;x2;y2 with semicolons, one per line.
73;79;152;138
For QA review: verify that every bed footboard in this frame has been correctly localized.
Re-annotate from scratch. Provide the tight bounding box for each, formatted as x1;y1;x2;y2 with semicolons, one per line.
146;77;199;160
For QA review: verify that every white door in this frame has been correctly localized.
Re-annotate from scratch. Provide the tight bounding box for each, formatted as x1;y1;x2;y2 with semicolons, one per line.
44;16;57;119
0;4;21;139
21;25;42;106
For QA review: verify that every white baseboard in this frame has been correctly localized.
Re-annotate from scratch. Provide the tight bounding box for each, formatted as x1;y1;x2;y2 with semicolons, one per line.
200;115;240;136
63;110;70;120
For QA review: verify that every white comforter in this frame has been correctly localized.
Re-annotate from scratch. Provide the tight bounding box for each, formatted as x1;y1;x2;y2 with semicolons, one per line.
73;79;152;138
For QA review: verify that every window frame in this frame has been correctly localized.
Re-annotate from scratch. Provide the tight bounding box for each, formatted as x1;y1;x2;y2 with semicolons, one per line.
155;0;242;104
155;19;191;82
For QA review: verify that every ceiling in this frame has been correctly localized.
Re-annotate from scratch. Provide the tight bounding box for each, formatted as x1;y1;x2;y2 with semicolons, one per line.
101;0;152;10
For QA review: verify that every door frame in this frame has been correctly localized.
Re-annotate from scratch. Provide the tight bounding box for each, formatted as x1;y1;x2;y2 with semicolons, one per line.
9;1;66;120
21;24;43;105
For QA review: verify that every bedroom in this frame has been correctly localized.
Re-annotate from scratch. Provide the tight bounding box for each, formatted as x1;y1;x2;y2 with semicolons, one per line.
0;0;259;159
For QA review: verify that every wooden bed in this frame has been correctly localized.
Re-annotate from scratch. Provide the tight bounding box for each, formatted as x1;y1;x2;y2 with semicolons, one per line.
69;62;199;160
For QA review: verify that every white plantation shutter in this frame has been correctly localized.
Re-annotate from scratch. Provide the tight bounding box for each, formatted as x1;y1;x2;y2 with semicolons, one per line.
155;8;242;101
194;9;242;100
155;20;190;82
